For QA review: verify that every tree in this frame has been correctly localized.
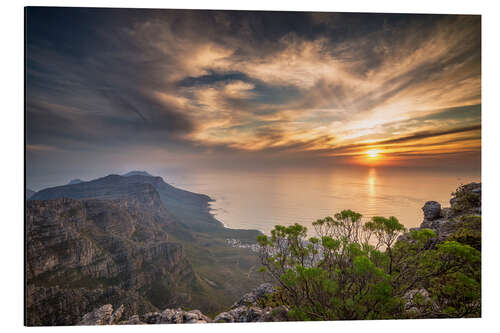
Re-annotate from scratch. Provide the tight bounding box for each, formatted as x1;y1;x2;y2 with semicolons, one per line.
257;210;481;320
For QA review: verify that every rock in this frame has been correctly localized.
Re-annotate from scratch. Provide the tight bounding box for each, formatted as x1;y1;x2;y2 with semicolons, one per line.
172;310;185;323
403;289;431;312
142;312;161;324
398;183;482;245
240;306;265;322
402;288;439;316
150;308;213;324
259;306;290;322
159;309;176;323
450;183;481;213
440;207;452;219
184;309;211;323
214;305;286;323
109;304;124;324
78;304;114;325
26;195;189;326
231;283;275;308
213;311;235;323
120;314;144;325
422;201;441;221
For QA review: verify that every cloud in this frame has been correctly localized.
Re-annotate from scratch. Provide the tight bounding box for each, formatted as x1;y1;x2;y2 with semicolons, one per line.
373;124;481;146
25;8;481;185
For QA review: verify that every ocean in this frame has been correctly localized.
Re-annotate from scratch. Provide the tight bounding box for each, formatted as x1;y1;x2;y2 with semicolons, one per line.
160;166;480;235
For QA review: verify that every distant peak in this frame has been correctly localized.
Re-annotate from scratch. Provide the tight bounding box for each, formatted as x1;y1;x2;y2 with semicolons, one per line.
67;179;84;185
123;171;153;177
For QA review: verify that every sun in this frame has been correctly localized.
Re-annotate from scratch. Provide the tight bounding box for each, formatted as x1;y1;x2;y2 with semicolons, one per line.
365;149;381;159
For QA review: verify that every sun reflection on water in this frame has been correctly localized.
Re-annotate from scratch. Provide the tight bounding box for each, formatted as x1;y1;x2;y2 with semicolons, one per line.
367;168;377;215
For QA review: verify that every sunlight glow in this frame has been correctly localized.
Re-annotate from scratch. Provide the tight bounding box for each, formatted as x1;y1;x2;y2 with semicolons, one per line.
365;149;382;159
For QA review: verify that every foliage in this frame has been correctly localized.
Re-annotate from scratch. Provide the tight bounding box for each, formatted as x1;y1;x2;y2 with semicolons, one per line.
257;210;481;320
447;216;481;251
451;184;481;213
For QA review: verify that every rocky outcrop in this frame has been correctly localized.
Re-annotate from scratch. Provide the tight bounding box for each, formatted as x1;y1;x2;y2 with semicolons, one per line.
402;288;438;315
26;284;157;326
422;201;441;220
79;305;213;325
213;283;286;323
213;305;289;323
449;182;481;215
230;283;274;308
79;304;117;325
78;283;288;325
399;183;481;243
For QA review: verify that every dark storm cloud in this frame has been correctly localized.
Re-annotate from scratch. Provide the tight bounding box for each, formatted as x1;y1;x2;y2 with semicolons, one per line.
26;7;197;151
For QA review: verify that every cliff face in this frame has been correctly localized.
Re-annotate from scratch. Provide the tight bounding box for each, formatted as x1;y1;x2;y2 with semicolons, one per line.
31;174;220;231
26;173;262;326
26;188;196;326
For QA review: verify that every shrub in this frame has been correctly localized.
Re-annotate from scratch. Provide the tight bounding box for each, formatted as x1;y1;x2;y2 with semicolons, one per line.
257;210;481;320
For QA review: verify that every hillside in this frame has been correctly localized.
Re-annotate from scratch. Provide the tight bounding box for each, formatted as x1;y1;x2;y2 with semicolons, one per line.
26;172;262;325
75;182;481;324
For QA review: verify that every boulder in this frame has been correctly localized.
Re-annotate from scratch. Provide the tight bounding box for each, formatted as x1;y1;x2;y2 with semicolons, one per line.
422;201;441;220
142;312;161;324
120;314;144;325
109;304;124;324
213;311;235;323
78;304;114;325
231;283;275;308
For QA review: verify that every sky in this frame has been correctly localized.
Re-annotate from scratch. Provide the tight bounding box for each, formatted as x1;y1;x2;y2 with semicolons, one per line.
26;8;481;190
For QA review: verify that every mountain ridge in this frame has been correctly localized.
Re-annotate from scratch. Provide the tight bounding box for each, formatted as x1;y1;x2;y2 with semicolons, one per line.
26;171;262;326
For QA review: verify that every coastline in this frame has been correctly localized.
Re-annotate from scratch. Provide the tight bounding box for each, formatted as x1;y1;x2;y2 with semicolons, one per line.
202;196;264;238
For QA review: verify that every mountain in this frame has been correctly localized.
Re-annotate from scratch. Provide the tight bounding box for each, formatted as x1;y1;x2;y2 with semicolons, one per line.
123;171;152;177
67;178;84;185
26;189;36;200
27;172;262;325
31;173;251;234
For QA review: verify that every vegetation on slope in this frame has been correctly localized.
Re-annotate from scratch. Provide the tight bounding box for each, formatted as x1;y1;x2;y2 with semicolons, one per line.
256;207;481;320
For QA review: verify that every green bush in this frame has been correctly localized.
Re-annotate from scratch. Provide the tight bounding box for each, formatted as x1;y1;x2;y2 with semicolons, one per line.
451;185;480;213
257;210;481;320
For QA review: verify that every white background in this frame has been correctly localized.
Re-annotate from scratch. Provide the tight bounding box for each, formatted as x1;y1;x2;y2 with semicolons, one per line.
1;0;498;332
